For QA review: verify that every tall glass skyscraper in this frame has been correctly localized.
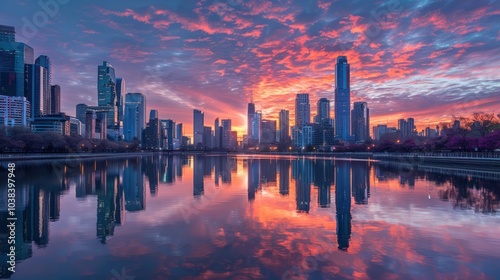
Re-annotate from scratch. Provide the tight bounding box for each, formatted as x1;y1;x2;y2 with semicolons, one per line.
124;93;146;141
315;97;331;124
98;61;118;127
0;25;34;98
193;109;204;147
334;56;350;141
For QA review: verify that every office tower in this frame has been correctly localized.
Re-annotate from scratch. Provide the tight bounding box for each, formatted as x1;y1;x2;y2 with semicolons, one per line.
315;97;331;124
295;93;310;128
176;123;183;140
0;95;30;126
50;85;60;114
97;61;118;127
124;93;146;141
161;119;175;150
143;109;162;149
221;119;231;149
247;102;255;140
116;77;125;123
251;111;262;143
0;25;34;98
334;56;351;141
351;102;370;142
76;103;88;123
214;118;221;149
279;109;290;143
260;119;277;144
230;131;238;149
34;55;51;116
193;109;204;147
373;124;388;141
69;117;83;136
203;126;213;149
407;118;415;136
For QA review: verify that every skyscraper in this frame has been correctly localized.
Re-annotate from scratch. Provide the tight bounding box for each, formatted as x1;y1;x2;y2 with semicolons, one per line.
251;111;262;143
34;55;51;116
193;109;204;147
0;95;30;126
124;93;146;141
76;103;87;123
50;85;60;114
295;94;310;128
116;77;125;124
221;119;231;149
97;61;118;128
261;119;277;144
351;102;370;142
247;102;255;141
279;109;290;143
315;97;331;124
0;25;34;98
214;118;221;149
334;56;351;141
143;109;161;149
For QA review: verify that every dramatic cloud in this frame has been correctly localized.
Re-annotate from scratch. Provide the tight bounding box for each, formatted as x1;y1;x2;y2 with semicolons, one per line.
2;0;498;137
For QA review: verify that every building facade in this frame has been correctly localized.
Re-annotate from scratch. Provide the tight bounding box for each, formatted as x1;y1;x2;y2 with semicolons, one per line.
0;95;30;126
193;109;204;147
351;102;370;142
334;56;351;141
124;93;146;141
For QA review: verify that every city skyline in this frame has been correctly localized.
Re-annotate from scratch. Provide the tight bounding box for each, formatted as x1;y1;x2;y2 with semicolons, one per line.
0;1;498;137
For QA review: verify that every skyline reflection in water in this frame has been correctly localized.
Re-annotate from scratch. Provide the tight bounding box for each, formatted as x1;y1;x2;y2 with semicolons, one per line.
0;155;499;279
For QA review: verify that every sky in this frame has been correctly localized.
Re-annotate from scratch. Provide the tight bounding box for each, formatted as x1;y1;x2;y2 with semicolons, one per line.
2;0;499;138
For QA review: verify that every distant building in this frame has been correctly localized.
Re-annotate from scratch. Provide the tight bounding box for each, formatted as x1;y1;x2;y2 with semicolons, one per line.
85;111;96;139
279;109;290;143
221;119;231;149
124;93;146;141
334;56;350;141
398;118;415;139
295;93;310;128
31;113;70;135
69;117;83;136
351;102;370;142
116;77;126;124
76;103;87;123
247;102;255;142
34;55;52;117
251;111;262;143
261;119;277;144
142;110;162;150
193;109;204;147
50;85;60;114
0;95;30;126
161;119;175;150
315;98;331;125
214;118;221;149
203;126;213;149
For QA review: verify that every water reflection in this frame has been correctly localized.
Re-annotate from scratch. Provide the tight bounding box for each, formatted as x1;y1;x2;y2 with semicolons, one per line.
0;155;499;279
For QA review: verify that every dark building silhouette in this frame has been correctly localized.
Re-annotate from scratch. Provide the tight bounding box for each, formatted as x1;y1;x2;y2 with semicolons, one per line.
335;161;351;250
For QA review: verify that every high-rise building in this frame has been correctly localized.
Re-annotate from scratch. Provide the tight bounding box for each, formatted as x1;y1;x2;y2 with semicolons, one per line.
69;117;83;136
295;94;310;128
50;85;60;114
398;118;415;139
203;126;213;149
279;109;290;143
76;103;88;123
373;124;387;141
161;119;175;150
315;98;331;124
334;56;351;141
251;111;262;143
97;61;118;128
261;119;277;144
124;93;146;141
221;119;231;149
116;77;125;124
0;95;30;126
143;110;161;149
176;123;183;140
193;109;204;147
351;102;370;142
247;102;255;141
0;25;34;98
214;118;221;149
34;55;51;116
